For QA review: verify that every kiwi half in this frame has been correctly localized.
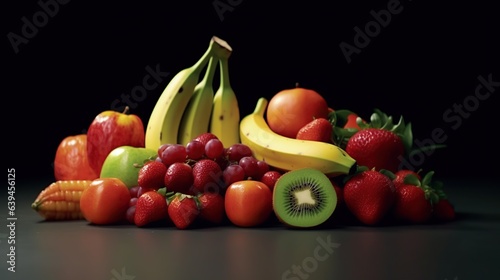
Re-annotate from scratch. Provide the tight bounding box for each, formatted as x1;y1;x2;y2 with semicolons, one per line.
273;168;337;228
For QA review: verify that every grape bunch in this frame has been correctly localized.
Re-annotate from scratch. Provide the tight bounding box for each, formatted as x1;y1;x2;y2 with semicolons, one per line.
125;132;283;225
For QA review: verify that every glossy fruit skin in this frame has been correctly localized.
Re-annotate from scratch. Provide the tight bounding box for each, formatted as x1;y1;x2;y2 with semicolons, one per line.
343;170;396;225
266;87;329;139
260;171;282;191
54;134;98;181
345;128;405;173
393;184;432;224
168;194;200;229
134;191;169;227
192;159;223;194
296;118;333;143
87;108;145;175
99;146;158;189
198;192;225;224
224;180;272;227
80;178;131;225
137;161;167;190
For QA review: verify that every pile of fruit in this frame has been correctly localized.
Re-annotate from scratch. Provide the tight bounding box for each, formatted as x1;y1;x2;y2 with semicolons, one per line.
32;36;455;229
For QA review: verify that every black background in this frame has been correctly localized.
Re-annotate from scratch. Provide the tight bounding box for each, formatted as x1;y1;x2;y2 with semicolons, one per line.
4;0;498;184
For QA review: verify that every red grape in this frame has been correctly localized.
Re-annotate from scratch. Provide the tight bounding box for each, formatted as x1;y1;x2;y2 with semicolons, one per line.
239;156;259;179
129;186;140;198
129;197;138;207
158;144;171;158
126;205;136;224
255;160;270;180
223;164;246;187
161;144;187;166
226;143;253;162
205;139;224;159
186;140;205;160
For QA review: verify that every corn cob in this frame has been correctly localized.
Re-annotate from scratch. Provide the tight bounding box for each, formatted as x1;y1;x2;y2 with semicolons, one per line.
31;180;92;220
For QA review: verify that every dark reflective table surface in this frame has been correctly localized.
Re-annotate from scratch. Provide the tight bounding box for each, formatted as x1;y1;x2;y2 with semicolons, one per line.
1;177;499;280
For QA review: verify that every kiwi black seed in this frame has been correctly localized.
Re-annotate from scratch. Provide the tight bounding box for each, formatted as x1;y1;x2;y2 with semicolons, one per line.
272;168;337;228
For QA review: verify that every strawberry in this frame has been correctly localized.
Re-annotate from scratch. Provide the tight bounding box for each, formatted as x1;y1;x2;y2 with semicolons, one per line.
164;162;194;194
343;112;364;130
137;160;167;190
192;159;223;194
392;170;443;224
393;169;421;189
346;128;405;173
393;184;433;224
296;117;333;143
343;168;396;225
198;192;225;224
433;199;455;222
167;193;200;229
134;191;169;227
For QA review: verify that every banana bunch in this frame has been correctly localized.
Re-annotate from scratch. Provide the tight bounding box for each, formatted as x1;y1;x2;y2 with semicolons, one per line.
145;36;240;150
239;97;358;177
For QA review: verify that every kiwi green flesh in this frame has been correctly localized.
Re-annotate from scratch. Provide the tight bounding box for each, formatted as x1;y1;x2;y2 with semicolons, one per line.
273;168;337;228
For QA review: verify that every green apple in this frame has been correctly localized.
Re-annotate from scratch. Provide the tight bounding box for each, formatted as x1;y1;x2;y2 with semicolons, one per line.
100;145;157;189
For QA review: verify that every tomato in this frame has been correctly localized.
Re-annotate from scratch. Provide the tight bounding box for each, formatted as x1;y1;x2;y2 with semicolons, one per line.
266;86;329;138
224;180;272;227
54;134;98;181
80;178;131;225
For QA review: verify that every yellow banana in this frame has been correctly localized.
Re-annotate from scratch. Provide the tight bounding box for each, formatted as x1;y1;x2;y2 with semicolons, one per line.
239;97;357;177
178;56;219;146
209;55;240;148
145;36;231;151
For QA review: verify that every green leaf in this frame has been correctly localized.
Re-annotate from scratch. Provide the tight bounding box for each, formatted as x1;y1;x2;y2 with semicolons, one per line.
379;169;396;180
403;174;421;186
421;171;435;187
370;113;382;128
402;122;413;155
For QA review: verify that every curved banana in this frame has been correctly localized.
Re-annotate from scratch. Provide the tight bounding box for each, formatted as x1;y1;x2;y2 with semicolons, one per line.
209;56;240;148
145;36;231;151
178;56;219;146
239;97;357;177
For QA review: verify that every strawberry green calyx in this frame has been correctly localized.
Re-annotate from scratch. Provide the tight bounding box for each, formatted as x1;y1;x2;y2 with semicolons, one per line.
402;170;444;205
330;108;446;157
328;109;360;148
364;109;413;156
380;169;446;205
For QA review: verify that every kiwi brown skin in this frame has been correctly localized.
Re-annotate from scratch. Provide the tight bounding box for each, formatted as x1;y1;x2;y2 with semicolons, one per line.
272;168;337;228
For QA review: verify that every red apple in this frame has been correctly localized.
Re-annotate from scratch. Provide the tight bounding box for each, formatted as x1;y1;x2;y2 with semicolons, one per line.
87;106;145;175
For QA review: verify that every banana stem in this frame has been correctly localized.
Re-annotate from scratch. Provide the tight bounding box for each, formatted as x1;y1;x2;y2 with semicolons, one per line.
202;56;219;85
190;39;219;75
212;36;232;59
219;57;231;88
